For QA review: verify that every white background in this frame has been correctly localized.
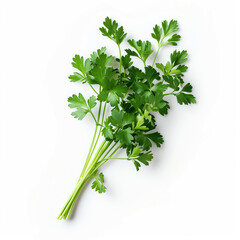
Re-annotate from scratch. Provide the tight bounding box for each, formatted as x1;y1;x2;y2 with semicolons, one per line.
0;0;239;239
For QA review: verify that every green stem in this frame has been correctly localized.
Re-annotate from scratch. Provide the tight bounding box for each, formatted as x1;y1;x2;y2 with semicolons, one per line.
163;91;175;96
59;139;107;218
152;40;164;67
152;46;161;67
91;144;121;174
89;142;118;174
87;102;107;166
79;125;98;179
78;101;102;181
85;139;107;176
90;111;98;125
58;176;87;219
58;140;109;219
58;124;119;219
143;60;146;68
97;101;103;122
89;84;98;95
118;44;122;73
102;142;118;160
58;140;121;219
85;140;110;175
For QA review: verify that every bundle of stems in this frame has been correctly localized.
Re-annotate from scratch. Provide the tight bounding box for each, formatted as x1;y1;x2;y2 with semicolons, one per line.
58;109;121;219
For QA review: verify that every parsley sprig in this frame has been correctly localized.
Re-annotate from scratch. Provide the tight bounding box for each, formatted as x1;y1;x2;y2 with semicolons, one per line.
58;17;196;220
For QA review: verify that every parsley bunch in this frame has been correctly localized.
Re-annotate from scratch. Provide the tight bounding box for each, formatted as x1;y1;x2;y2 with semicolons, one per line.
58;17;196;220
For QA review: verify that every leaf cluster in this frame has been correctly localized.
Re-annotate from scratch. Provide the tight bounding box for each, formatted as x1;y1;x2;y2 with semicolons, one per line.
68;17;196;185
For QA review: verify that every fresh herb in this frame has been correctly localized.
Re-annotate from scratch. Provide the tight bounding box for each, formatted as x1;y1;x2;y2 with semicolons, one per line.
58;17;196;220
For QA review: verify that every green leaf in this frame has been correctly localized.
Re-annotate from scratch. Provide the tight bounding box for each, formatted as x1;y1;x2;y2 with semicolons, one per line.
121;101;135;113
71;108;88;120
107;92;119;106
90;47;107;63
150;92;165;111
115;26;127;45
99;84;127;106
135;133;152;151
121;54;133;69
100;17;127;44
128;66;145;81
129;93;145;110
165;34;181;46
102;126;114;140
131;81;148;94
109;109;134;128
131;151;153;171
137;152;153;166
109;109;124;127
170;50;188;67
68;94;96;120
122;112;135;126
130;146;141;157
95;53;114;68
134;115;149;131
102;17;118;34
110;85;128;102
127;39;153;62
177;65;188;73
97;90;108;102
68;72;85;82
87;96;97;109
143;109;152;122
156;63;166;74
146;132;164;147
169;69;182;75
91;172;106;193
182;83;193;92
133;160;141;171
163;75;180;91
98;90;119;107
89;66;105;85
151;82;168;93
151;24;162;43
145;66;160;86
68;93;87;109
125;49;139;57
116;127;134;145
89;54;115;85
165;61;172;74
176;92;196;105
71;55;91;75
162;20;179;37
158;100;170;116
103;68;118;89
